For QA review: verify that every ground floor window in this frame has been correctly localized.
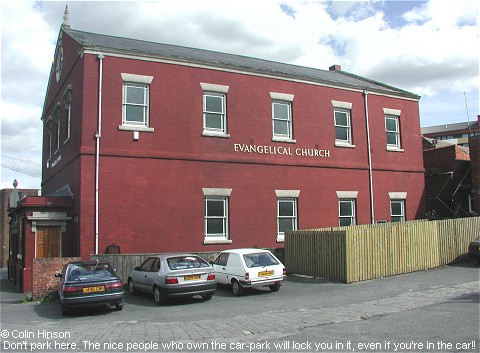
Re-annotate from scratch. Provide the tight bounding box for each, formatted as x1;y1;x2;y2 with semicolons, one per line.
204;196;229;240
390;199;405;222
277;198;297;241
339;199;356;226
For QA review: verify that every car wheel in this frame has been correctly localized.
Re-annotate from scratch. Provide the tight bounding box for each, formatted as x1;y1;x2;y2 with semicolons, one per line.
61;305;70;316
231;280;244;296
269;284;280;292
115;303;124;311
128;279;137;295
153;286;167;305
202;294;212;301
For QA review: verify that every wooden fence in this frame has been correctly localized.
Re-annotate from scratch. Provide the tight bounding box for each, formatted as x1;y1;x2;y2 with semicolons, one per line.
285;217;480;283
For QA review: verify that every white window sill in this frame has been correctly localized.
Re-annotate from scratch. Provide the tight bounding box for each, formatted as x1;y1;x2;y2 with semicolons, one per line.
203;239;233;245
276;238;285;243
386;146;404;152
272;137;296;144
119;125;154;133
202;131;230;138
335;141;355;148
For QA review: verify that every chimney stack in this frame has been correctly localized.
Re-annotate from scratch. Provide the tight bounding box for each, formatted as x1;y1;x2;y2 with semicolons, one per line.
329;64;342;71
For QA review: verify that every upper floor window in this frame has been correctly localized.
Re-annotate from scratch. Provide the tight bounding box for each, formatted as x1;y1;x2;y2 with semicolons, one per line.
335;110;352;144
120;73;154;131
384;108;402;151
201;82;229;137
45;117;53;161
62;85;72;144
53;104;61;154
332;100;354;147
123;83;149;127
203;93;226;133
271;92;294;142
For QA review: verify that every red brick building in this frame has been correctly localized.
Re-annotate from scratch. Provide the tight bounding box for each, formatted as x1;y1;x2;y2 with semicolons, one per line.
14;15;427;273
0;184;39;267
468;136;480;214
422;141;474;218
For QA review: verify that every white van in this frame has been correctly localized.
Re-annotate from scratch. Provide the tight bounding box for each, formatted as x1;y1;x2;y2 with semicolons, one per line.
212;248;286;296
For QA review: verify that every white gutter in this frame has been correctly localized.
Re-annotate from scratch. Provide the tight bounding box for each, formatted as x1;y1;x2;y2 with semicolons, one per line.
95;54;105;254
364;90;375;224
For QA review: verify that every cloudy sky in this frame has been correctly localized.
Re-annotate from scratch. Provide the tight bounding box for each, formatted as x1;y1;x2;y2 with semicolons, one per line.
1;0;479;190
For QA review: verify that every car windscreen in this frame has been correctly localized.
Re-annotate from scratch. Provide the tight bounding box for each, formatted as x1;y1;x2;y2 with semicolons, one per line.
66;263;117;282
243;252;279;268
167;256;210;270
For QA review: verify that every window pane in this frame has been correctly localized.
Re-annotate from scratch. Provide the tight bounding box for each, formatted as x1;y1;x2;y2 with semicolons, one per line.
206;219;224;234
207;200;224;217
391;202;402;215
279;201;294;216
335;126;348;141
205;95;223;113
205;113;223;129
125;106;144;122
387;132;398;145
273;103;289;120
339;201;353;216
339;218;353;227
386;117;397;132
126;86;145;104
335;111;348;126
391;216;403;223
274;120;289;135
279;218;294;233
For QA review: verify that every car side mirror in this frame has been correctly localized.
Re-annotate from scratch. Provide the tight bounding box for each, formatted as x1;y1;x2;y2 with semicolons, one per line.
134;266;140;271
54;272;63;278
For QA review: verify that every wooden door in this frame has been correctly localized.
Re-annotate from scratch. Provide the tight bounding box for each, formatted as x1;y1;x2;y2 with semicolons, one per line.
36;227;61;258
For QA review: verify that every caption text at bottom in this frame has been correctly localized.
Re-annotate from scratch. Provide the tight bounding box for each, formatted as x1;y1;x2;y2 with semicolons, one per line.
1;339;478;352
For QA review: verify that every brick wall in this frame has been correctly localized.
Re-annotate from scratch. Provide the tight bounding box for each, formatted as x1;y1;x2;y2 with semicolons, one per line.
31;257;81;300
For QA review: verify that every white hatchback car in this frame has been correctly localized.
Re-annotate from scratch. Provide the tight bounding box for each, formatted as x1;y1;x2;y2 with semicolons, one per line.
211;248;286;296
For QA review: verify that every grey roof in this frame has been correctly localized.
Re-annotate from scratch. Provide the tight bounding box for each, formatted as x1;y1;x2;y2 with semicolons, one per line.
64;27;419;100
421;121;479;134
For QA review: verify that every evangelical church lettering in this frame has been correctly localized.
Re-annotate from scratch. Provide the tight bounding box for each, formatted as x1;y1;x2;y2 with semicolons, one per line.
233;144;330;158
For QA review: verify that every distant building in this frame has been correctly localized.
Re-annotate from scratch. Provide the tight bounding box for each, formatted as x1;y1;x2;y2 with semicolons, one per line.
421;116;480;148
422;130;479;219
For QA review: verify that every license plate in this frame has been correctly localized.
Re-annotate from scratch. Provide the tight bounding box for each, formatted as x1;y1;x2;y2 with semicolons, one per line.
258;270;274;277
184;275;201;281
83;286;105;293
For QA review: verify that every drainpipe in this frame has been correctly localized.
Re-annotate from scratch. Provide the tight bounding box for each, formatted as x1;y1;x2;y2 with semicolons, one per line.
95;54;105;254
363;90;375;224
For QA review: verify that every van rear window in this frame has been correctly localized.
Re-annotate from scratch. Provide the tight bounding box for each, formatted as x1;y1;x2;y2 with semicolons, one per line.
243;253;279;268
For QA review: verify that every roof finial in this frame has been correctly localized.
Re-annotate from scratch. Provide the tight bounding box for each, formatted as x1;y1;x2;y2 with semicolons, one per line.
62;5;70;28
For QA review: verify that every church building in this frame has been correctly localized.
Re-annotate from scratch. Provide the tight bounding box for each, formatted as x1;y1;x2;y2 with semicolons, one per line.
35;10;426;263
